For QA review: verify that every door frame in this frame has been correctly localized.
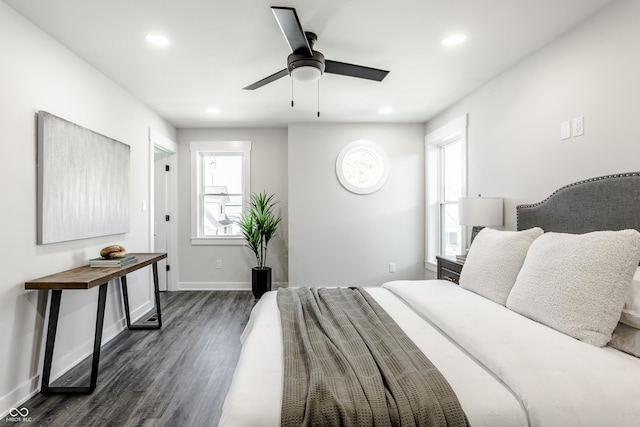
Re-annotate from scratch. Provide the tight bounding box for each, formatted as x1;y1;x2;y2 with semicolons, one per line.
149;129;178;291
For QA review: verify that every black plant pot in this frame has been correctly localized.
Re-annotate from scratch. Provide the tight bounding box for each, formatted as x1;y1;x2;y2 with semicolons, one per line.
252;267;272;299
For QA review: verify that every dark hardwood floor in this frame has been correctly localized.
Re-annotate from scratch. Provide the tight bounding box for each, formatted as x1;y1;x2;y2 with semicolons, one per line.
5;291;255;427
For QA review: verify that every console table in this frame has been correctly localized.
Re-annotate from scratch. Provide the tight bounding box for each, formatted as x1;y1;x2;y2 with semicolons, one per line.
25;252;167;394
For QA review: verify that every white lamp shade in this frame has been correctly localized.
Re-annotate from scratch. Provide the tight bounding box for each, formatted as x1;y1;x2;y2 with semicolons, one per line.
291;66;322;83
458;197;503;226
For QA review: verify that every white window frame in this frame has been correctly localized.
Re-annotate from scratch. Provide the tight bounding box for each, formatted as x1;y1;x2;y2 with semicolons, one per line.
190;141;251;246
425;114;468;271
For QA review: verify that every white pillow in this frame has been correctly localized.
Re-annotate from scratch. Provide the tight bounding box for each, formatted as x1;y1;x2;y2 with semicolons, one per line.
458;227;544;305
507;230;640;347
608;322;640;358
620;267;640;329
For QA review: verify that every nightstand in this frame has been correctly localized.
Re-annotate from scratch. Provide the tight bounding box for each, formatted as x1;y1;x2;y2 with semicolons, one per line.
436;255;464;284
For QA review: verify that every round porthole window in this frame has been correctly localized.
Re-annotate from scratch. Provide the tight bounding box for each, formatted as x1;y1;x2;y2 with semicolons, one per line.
336;140;390;194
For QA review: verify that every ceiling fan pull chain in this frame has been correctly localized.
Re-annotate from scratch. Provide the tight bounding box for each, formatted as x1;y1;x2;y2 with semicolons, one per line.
317;80;320;118
291;78;294;107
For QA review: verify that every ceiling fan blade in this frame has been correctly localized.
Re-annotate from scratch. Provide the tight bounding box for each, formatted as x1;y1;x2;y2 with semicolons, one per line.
325;60;389;82
271;7;312;56
243;68;289;90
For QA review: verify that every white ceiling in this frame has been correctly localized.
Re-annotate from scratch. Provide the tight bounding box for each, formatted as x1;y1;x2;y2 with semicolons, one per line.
3;0;616;128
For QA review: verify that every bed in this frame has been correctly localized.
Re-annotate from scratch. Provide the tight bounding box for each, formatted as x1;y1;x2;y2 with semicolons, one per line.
219;172;640;427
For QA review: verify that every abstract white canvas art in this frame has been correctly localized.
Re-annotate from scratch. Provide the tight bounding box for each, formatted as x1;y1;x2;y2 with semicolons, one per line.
37;111;130;244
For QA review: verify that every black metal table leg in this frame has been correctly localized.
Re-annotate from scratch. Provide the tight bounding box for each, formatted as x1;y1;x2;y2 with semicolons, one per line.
42;283;108;394
41;290;61;393
119;262;162;329
88;283;108;391
152;262;163;328
120;275;132;328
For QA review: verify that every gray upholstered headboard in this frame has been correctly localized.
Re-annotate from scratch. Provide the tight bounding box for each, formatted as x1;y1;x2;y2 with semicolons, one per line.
517;172;640;234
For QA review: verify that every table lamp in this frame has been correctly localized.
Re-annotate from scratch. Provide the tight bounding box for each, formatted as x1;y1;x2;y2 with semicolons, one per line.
458;196;504;246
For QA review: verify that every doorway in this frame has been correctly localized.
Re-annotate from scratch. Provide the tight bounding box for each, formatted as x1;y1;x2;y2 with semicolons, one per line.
154;147;172;291
149;129;177;291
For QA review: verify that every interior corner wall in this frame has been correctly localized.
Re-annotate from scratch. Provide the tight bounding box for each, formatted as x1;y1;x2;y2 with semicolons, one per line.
288;123;426;287
175;127;288;290
425;0;640;231
0;3;176;415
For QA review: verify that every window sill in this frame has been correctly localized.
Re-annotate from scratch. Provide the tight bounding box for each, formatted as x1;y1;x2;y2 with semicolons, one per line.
424;260;437;272
191;237;245;246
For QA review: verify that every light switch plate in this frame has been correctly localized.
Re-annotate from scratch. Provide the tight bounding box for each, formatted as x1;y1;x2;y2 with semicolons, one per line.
561;121;571;140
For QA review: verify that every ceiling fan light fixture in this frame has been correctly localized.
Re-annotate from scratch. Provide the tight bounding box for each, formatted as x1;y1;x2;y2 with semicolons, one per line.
287;51;325;83
291;66;322;83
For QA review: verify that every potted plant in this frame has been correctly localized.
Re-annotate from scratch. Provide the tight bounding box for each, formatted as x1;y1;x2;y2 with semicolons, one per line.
237;191;282;298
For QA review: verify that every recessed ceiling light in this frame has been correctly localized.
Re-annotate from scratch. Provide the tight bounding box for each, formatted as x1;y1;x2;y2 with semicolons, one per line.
206;107;221;114
379;107;393;114
145;33;170;47
441;33;467;47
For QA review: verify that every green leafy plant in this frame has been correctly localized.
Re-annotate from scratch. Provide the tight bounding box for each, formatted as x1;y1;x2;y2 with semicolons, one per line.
237;191;282;269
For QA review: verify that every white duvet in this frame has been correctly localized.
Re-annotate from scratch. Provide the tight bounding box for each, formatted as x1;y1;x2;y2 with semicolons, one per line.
219;280;640;426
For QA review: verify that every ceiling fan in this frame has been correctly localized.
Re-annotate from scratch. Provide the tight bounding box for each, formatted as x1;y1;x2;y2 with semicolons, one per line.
243;6;390;90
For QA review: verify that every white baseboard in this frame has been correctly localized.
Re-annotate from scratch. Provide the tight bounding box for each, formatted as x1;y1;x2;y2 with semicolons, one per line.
47;317;125;384
178;281;251;291
46;299;153;383
0;298;154;419
177;282;288;291
128;299;155;324
0;375;40;420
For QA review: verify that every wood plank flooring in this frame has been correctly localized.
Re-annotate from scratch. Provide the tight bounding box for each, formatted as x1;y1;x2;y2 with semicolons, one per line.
6;291;255;427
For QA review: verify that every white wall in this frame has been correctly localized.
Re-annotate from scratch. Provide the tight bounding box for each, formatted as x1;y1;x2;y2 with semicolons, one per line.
426;0;640;230
176;127;288;289
288;123;426;287
0;3;176;415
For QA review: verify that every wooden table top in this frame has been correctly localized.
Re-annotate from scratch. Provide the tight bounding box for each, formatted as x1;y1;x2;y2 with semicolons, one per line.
25;253;167;290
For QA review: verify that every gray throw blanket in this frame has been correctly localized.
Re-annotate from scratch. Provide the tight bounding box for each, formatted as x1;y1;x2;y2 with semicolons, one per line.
277;287;469;427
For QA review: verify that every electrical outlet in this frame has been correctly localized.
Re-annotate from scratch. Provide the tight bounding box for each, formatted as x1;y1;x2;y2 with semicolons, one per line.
572;116;584;137
216;260;222;269
389;263;396;273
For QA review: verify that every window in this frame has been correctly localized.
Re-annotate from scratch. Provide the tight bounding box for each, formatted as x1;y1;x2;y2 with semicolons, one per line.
190;141;251;245
440;141;462;256
336;140;390;194
425;115;467;269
